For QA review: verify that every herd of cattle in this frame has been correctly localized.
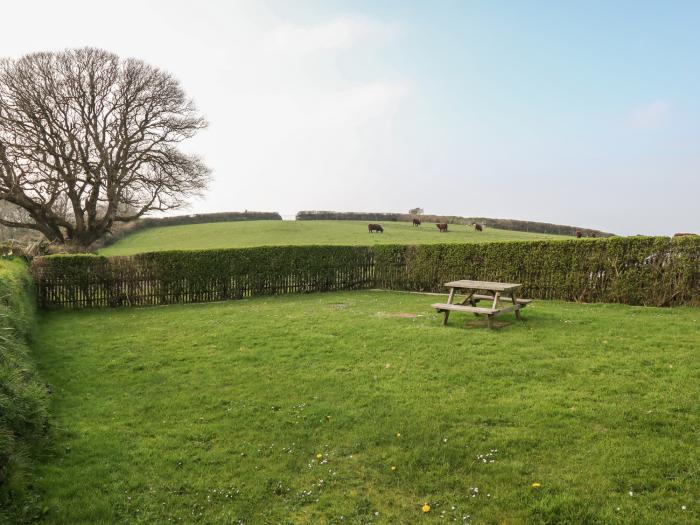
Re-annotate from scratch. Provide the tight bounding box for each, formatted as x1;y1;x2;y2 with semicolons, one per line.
368;222;698;238
368;221;484;233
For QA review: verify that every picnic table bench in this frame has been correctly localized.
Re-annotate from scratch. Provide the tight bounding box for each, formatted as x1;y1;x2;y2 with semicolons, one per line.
431;280;532;329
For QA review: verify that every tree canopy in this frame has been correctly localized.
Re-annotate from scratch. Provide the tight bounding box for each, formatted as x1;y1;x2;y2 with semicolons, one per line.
0;48;210;248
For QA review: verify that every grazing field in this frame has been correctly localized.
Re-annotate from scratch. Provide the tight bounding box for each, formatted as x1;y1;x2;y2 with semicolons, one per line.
100;220;569;255
30;291;699;524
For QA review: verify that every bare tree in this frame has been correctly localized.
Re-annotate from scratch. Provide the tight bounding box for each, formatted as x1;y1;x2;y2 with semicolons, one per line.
409;207;424;216
0;201;38;242
0;48;210;248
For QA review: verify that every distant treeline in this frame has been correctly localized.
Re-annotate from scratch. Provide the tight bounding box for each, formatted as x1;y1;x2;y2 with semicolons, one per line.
94;211;282;250
295;210;614;237
138;211;281;227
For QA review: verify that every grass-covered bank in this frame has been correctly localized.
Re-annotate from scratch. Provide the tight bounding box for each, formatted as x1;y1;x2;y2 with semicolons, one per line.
0;259;48;524
99;220;569;255
30;291;699;524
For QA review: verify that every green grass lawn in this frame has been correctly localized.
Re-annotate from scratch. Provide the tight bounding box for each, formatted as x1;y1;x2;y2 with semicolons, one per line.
100;220;569;255
29;291;699;524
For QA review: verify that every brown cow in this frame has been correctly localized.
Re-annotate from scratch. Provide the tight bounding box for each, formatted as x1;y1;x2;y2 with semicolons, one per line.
436;223;448;232
473;223;483;232
412;218;421;227
576;231;583;238
368;223;384;233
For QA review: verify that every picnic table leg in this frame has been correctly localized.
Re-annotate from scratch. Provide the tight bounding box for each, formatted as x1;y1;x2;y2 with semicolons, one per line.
459;291;475;306
458;290;481;317
443;287;455;326
442;310;450;326
511;292;522;320
485;293;501;327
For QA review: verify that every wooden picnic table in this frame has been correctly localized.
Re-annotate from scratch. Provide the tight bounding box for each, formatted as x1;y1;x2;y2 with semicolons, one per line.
431;279;532;329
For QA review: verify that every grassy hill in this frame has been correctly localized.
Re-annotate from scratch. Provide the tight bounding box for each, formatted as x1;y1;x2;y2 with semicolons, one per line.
100;220;570;255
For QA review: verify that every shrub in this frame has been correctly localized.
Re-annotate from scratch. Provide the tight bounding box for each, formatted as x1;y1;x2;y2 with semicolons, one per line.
93;211;283;250
296;210;404;222
31;236;700;308
375;236;700;305
0;258;48;518
32;246;375;308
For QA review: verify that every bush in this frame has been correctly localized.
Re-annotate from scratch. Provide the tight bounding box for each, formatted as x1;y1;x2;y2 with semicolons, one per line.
0;258;48;519
296;210;404;222
92;211;283;250
375;236;700;305
31;236;700;308
32;246;375;308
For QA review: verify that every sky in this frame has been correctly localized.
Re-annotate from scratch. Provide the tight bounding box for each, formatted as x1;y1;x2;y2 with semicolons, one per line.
2;1;699;235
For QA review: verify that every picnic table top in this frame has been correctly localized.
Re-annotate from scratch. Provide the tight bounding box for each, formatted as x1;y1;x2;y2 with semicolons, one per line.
444;280;522;293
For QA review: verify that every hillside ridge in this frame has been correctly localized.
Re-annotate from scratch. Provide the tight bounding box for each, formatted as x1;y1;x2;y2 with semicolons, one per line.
296;210;614;237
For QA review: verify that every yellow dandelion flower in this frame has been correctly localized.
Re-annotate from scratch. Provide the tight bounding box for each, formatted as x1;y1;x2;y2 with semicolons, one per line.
531;482;541;488
422;503;431;513
396;433;401;438
391;465;396;471
316;453;323;459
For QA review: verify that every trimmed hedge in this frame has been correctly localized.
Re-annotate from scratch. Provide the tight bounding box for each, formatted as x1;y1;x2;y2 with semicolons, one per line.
32;246;375;308
375;236;700;306
295;210;613;237
136;211;282;226
93;211;283;250
296;210;405;222
31;236;700;308
0;259;48;519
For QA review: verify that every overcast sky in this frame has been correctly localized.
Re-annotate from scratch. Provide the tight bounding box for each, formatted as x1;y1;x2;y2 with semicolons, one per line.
2;1;699;234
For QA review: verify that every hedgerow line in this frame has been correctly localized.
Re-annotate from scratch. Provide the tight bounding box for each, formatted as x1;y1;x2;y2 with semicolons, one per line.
30;237;700;309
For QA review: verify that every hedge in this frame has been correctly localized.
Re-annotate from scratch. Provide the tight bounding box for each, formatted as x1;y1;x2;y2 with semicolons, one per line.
31;236;700;308
93;211;283;250
0;259;48;519
296;210;406;222
295;210;613;237
32;246;375;308
375;236;700;305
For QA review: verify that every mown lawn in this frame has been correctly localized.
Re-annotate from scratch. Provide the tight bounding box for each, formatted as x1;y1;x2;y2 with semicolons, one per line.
99;220;568;255
30;292;699;524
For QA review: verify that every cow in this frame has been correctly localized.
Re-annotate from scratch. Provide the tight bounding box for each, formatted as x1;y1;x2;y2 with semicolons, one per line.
674;232;698;238
576;231;583;238
412;218;421;227
436;223;448;232
368;223;384;233
473;223;483;232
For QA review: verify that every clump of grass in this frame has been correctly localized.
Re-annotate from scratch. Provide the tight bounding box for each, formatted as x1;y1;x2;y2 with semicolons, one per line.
0;258;49;523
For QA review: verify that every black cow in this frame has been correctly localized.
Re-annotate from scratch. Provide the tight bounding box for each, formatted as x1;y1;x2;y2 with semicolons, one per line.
368;223;384;233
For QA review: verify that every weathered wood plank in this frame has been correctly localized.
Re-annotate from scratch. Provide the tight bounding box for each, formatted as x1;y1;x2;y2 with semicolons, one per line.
470;293;532;305
444;280;522;292
431;303;498;315
490;304;519;317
